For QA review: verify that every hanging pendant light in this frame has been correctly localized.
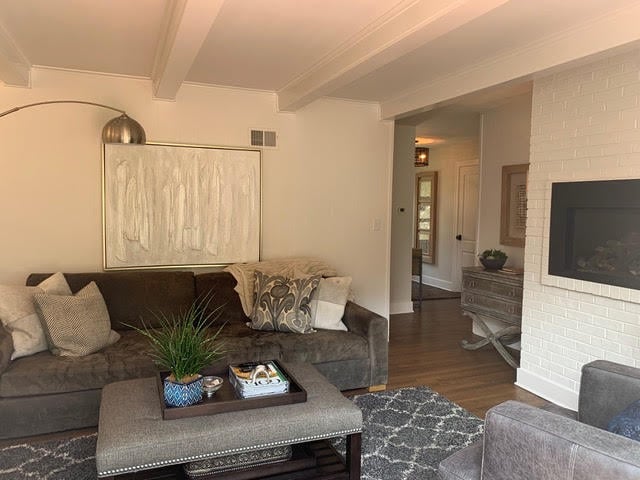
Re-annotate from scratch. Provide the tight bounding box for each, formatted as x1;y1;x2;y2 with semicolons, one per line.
0;100;146;144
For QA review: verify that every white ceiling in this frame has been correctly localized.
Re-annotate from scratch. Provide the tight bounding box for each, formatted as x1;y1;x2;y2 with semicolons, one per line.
1;0;639;117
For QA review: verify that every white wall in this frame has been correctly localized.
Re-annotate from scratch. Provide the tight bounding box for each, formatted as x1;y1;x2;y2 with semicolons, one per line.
0;68;393;316
417;139;479;290
389;123;416;314
478;93;532;269
518;49;640;409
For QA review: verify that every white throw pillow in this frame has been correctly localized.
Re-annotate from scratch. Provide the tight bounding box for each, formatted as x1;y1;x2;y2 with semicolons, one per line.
309;277;352;331
0;273;72;359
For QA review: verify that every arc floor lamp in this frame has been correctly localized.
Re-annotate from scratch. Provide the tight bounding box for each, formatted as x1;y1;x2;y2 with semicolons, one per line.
0;100;146;144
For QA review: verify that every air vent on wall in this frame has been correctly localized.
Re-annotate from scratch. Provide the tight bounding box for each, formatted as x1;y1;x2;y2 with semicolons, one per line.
250;129;277;148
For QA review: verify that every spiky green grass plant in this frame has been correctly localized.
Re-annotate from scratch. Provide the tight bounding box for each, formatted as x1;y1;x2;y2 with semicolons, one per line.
127;294;226;384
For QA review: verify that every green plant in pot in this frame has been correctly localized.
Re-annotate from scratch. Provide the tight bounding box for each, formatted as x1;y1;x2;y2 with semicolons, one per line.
479;248;508;270
128;295;226;408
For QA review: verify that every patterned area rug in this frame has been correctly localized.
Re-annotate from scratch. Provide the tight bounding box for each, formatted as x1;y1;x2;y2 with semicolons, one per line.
412;282;461;301
0;387;482;480
345;386;483;479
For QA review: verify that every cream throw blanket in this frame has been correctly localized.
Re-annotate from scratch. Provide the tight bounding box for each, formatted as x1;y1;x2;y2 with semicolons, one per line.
225;258;338;316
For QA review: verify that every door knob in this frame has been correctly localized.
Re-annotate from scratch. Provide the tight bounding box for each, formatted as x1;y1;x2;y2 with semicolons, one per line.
456;234;462;240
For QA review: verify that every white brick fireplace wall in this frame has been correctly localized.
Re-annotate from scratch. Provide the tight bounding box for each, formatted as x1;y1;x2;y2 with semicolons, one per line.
517;49;640;409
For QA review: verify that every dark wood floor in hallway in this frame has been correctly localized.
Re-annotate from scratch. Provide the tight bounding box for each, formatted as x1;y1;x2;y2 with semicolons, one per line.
372;298;545;418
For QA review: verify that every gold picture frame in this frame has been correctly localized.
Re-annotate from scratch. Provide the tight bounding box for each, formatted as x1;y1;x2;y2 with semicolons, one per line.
500;164;528;247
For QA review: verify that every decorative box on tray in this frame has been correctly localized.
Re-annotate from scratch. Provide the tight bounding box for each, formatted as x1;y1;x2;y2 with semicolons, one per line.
228;361;289;398
156;360;307;420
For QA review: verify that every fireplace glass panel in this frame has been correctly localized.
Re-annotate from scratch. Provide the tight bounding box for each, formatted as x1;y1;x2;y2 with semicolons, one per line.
549;179;640;290
571;208;640;280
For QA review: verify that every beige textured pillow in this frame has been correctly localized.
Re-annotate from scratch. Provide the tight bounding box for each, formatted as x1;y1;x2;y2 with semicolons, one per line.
0;272;72;359
249;272;321;333
34;282;119;356
310;277;352;331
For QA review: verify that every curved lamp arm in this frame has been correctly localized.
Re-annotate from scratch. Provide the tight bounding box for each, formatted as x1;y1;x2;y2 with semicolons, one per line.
0;100;125;118
0;100;146;144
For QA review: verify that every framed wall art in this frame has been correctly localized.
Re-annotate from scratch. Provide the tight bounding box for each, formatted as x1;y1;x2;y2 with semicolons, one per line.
102;142;261;270
500;163;529;247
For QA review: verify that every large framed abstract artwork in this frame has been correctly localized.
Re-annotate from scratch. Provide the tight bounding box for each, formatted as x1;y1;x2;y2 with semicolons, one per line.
102;143;261;270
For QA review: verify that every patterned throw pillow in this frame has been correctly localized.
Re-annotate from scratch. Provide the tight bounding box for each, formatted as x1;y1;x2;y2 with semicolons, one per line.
607;399;640;441
0;272;72;359
34;282;120;356
249;272;321;333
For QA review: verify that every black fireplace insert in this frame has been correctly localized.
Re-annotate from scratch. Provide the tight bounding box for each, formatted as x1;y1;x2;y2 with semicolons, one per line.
549;179;640;290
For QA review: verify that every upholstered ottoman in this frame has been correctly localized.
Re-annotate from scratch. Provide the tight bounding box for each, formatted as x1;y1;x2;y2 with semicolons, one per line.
96;362;362;479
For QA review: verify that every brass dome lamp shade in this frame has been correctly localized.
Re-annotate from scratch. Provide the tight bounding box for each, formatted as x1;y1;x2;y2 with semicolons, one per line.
0;100;146;144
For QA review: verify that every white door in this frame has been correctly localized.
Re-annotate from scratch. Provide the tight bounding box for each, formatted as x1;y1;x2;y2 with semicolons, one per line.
452;161;480;290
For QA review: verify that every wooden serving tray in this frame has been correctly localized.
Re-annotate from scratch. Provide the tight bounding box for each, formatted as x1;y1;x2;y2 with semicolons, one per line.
156;360;307;420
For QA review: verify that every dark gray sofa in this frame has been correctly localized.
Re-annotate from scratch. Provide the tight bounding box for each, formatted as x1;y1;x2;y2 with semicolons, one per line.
439;360;640;479
0;271;388;440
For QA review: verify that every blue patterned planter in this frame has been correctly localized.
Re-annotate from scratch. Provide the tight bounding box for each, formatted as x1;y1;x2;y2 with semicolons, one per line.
163;375;203;407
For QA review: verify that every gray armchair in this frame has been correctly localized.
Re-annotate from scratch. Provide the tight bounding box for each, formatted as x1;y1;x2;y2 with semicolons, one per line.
439;360;640;480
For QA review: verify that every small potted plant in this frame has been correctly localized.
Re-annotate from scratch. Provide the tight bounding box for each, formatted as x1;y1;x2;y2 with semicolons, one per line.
129;295;226;408
479;249;508;271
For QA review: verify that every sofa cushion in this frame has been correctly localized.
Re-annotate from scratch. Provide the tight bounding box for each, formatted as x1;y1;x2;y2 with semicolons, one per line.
195;272;247;325
35;282;119;357
0;272;72;359
217;321;368;366
0;330;156;397
26;272;195;330
249;272;320;333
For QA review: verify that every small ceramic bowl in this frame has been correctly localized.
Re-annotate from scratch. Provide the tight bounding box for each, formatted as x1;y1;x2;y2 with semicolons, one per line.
201;376;223;397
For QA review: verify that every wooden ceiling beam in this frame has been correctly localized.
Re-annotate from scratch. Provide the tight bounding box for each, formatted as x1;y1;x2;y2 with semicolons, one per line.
276;0;509;112
381;2;640;119
151;0;224;100
0;20;30;87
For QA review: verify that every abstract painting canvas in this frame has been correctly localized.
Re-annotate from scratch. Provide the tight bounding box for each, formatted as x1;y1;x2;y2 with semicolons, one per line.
103;143;261;269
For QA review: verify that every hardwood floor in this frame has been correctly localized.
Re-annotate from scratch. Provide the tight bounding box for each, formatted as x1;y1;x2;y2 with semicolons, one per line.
350;297;545;418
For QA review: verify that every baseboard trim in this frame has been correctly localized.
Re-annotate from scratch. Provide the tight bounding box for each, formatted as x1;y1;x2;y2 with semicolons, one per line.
420;275;455;291
515;368;578;410
390;301;414;315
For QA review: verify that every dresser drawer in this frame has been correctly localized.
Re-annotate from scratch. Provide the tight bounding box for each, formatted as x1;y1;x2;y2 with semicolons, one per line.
461;292;521;325
462;275;523;299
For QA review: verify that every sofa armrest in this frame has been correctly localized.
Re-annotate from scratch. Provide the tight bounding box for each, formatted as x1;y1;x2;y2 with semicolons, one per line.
0;322;13;374
579;360;640;429
342;301;388;386
481;401;640;480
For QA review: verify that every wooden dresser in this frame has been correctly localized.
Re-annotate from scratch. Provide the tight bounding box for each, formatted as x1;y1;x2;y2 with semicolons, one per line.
460;266;524;368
